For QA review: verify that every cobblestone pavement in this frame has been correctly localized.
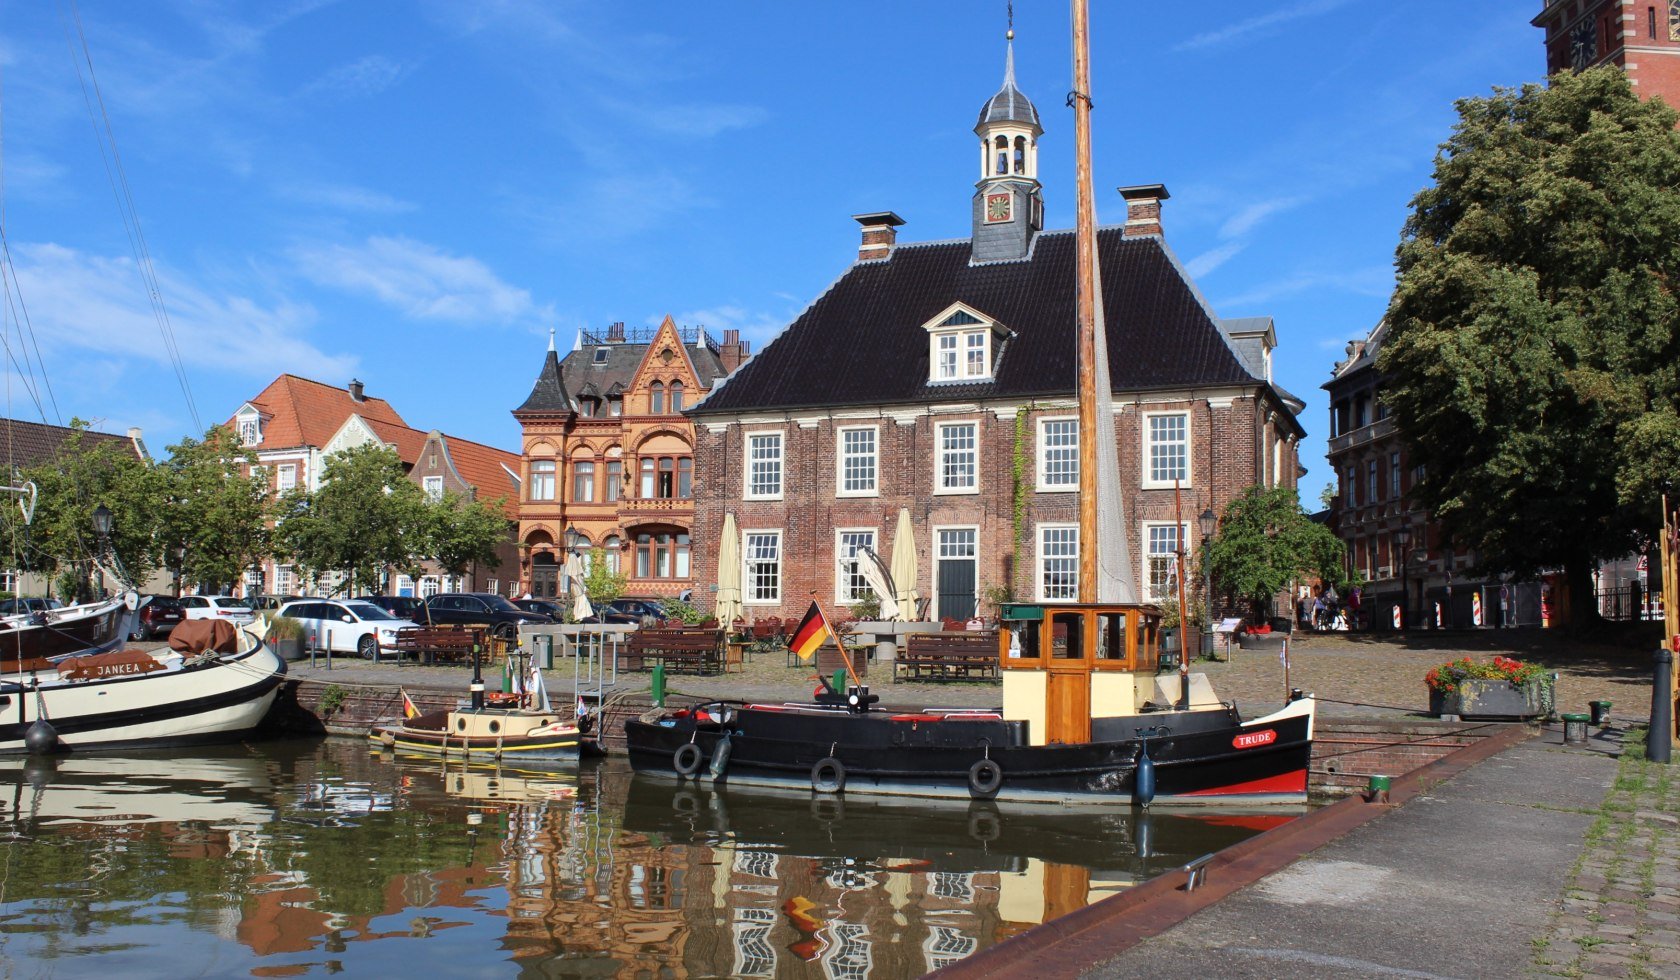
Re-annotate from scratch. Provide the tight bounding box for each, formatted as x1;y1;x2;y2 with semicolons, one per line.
1533;733;1680;979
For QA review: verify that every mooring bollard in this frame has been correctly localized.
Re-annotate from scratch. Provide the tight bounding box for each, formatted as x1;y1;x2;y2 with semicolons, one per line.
1591;700;1613;727
1366;774;1391;804
1562;713;1589;745
1651;648;1672;764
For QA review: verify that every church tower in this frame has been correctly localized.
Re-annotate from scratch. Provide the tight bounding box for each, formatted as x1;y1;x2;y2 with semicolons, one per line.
971;31;1044;263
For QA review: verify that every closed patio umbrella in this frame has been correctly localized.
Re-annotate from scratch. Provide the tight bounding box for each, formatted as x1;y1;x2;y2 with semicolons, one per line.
714;513;743;629
564;551;591;621
852;546;899;620
890;507;919;622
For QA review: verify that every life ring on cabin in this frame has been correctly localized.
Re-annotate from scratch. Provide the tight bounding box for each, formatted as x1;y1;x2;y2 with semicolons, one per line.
811;757;846;794
968;759;1003;800
673;742;705;777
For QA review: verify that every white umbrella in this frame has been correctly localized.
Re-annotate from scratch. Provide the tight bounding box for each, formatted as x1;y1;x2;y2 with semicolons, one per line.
563;551;590;621
890;507;919;622
714;513;743;629
854;546;899;619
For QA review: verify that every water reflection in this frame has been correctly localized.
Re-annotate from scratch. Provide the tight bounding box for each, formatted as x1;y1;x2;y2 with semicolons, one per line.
0;740;1297;976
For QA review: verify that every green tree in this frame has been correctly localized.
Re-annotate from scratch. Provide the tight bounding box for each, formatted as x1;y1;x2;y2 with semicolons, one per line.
581;560;628;605
1203;485;1346;622
273;444;426;594
1380;67;1680;617
0;419;164;594
422;492;508;581
158;425;272;594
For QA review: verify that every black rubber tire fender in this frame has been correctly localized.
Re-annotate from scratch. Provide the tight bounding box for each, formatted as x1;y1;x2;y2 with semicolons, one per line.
811;756;846;795
968;758;1003;800
673;742;705;777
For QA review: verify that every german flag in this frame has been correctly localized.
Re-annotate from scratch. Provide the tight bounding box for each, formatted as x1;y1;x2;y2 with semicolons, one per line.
401;688;420;719
787;601;833;662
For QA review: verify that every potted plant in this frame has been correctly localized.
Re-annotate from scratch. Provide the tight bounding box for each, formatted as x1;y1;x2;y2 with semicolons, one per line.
267;615;307;662
1425;655;1553;719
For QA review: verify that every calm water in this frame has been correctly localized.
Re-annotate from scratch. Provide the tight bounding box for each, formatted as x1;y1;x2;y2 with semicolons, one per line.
0;738;1295;977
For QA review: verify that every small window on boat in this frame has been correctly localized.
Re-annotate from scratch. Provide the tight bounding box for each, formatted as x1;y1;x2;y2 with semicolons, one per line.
1050;612;1083;660
1096;612;1128;661
456;718;467;732
1007;621;1040;660
488;720;500;734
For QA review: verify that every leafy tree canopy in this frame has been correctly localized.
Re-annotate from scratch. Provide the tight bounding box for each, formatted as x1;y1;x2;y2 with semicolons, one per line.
1380;67;1680;606
273;443;426;594
422;493;508;578
160;425;271;593
1204;485;1346;620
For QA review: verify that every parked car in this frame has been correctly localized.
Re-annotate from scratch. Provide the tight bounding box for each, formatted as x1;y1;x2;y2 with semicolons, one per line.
279;599;418;659
0;597;62;616
513;598;566;619
354;595;427;622
422;592;554;638
583;597;669;626
248;595;300;616
177;595;256;626
129;594;184;640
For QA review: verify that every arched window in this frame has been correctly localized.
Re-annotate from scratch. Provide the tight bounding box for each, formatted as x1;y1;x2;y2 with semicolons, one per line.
649;382;665;415
994;135;1008;174
602;534;622;573
1013;136;1027;174
669;381;683;413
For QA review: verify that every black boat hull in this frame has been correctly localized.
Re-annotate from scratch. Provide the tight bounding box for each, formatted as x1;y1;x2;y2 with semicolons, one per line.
624;699;1314;806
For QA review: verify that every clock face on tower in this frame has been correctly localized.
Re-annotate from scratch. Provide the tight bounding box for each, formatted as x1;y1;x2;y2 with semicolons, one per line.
985;191;1013;224
1570;21;1597;71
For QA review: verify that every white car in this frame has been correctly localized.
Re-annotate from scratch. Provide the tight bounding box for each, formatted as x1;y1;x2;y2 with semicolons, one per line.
177;595;256;626
278;599;418;660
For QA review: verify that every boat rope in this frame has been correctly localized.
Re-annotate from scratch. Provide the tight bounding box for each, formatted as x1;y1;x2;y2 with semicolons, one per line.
1312;695;1423;714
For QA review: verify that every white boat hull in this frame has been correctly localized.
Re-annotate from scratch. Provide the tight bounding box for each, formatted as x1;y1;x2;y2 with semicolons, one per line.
0;644;286;753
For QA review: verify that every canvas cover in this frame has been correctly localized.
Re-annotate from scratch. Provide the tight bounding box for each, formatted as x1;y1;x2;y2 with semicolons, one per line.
169;618;238;655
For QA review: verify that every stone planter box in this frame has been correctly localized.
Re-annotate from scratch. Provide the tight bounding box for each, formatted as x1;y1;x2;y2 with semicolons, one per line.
272;637;305;662
1239;632;1286;652
1429;678;1552;720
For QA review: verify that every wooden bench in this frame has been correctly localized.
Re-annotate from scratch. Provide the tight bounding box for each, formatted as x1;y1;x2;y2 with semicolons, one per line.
621;627;726;675
391;626;489;665
896;631;1001;682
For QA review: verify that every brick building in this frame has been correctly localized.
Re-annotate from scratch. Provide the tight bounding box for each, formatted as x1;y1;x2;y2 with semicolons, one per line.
686;39;1305;624
1536;0;1680;104
511;318;749;599
229;375;521;597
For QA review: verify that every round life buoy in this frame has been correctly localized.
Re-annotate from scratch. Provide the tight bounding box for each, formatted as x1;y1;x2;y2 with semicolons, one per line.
673;742;704;777
811;756;846;794
968;758;1003;800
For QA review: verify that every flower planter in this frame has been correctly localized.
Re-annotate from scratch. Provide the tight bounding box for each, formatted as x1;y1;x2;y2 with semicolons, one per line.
272;637;306;663
1429;677;1552;720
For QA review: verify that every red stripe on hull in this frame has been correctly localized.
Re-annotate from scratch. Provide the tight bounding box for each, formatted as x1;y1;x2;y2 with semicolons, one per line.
1180;768;1308;798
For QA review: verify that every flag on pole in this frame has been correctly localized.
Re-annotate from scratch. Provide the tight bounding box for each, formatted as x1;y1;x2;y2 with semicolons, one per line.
401;688;419;719
788;601;833;662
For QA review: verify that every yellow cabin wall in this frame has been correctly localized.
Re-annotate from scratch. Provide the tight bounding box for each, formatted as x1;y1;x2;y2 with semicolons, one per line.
1002;671;1048;746
1090;671;1138;718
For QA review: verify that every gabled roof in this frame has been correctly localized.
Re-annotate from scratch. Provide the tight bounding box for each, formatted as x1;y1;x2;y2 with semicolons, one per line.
429;432;522;520
694;227;1256;415
231;375;407;450
514;349;574;415
1324;319;1389;390
363;418;428;465
0;418;144;468
524;328;731;409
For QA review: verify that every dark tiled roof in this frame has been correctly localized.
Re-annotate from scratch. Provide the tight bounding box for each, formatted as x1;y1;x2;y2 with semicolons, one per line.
0;418;142;468
695;228;1255;415
555;342;730;400
515;350;573;414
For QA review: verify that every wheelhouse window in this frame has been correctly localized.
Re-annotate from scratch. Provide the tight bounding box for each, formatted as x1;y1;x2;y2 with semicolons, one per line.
530;460;556;501
746;432;783;499
1144;412;1189;487
744;531;781;603
572;460;596;502
935;421;978;493
837;426;878;496
1037;418;1077;491
835;529;877;604
1039;524;1078;600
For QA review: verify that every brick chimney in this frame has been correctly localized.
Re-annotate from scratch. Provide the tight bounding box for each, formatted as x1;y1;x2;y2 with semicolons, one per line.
1117;184;1169;237
719;329;751;372
348;378;366;402
852;211;905;262
607;321;625;343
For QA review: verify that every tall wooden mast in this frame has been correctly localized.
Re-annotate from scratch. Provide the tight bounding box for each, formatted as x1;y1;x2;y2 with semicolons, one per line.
1072;0;1100;602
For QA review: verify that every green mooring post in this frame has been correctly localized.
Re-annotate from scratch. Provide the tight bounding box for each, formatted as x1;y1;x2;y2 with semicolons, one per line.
833;668;846;693
651;664;666;707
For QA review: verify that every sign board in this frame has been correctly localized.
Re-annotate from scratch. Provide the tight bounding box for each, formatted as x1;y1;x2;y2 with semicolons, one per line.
1001;604;1043;621
1213;618;1244;635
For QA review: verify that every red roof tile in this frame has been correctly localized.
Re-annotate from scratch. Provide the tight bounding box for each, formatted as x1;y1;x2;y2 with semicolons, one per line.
231;375;407;450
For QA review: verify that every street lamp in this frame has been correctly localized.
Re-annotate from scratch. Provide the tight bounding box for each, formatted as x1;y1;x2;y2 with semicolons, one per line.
1394;524;1412;631
91;504;112;599
1198;507;1216;649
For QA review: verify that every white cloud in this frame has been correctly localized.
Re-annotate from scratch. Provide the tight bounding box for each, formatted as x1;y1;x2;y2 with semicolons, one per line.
605;99;769;138
290;235;549;325
1213;265;1393;310
1185;242;1247;279
1220;197;1306;239
278;182;417;215
299;55;405;101
6;242;355;382
1175;0;1352;52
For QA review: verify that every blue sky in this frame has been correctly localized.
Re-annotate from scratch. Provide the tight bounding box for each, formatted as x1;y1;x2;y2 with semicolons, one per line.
1;1;1541;497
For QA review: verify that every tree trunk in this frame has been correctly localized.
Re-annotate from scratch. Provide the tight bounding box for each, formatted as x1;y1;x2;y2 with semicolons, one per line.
1565;556;1602;630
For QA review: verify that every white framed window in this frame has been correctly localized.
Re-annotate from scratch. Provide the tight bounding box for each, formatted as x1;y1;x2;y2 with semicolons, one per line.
1037;417;1078;491
922;303;1003;383
530;460;556;501
237;415;261;446
835;529;877;604
836;426;878;497
1038;523;1078;600
745;431;783;500
276;464;297;495
572;459;596;502
743;531;782;604
1143;412;1189;488
420;576;441;598
602;535;622;573
1143;522;1189;601
423;475;444;501
934;421;978;494
935;334;959;380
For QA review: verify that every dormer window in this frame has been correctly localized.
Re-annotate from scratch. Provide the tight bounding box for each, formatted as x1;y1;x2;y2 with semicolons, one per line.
593;348;610;364
236;413;261;447
923;303;1007;383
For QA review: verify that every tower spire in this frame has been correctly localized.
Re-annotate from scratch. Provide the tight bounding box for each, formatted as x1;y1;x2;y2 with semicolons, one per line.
547;327;556;352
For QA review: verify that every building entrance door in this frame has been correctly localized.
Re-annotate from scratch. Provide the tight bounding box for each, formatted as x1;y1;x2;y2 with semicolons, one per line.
935;528;977;620
530;552;559;598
